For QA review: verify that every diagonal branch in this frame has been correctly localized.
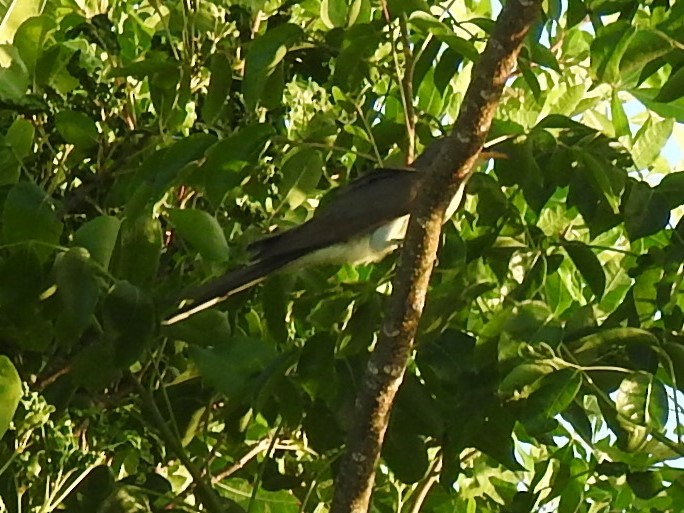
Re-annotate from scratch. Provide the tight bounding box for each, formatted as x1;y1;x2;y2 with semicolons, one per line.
330;2;543;513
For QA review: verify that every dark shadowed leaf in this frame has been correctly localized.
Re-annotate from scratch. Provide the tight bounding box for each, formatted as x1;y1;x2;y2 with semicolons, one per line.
656;171;684;209
243;24;303;109
627;471;664;499
382;426;429;484
55;110;98;149
73;216;121;270
590;21;635;84
2;182;62;262
201;52;232;125
55;247;99;337
198;123;274;205
190;338;277;399
655;66;684;103
562;241;606;299
624;181;670;240
279;148;324;209
526;369;582;418
111;213;162;288
103;281;155;367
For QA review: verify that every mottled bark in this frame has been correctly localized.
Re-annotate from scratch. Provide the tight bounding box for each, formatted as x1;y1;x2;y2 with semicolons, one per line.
330;2;543;512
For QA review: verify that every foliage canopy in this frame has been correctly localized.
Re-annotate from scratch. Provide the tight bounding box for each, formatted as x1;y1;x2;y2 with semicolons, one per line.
1;0;684;512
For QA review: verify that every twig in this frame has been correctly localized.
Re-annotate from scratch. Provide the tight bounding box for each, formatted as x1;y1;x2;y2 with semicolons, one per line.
212;439;272;483
130;375;225;513
407;454;442;513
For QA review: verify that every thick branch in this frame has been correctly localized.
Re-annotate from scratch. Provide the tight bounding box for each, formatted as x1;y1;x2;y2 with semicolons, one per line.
330;2;542;513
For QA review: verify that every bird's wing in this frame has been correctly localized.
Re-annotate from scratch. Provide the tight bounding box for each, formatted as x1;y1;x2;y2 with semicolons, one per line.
249;168;422;262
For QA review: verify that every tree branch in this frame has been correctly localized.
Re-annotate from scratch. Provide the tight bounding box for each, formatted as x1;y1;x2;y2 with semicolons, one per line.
330;2;542;512
131;376;225;513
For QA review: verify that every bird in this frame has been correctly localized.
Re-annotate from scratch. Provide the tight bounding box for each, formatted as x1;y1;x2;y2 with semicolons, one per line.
164;137;496;325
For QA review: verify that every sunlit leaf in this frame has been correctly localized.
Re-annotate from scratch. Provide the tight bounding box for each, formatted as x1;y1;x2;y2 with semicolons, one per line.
167;208;229;262
0;355;21;439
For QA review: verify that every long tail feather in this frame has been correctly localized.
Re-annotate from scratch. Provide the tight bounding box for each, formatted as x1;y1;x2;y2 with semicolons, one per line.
163;254;298;325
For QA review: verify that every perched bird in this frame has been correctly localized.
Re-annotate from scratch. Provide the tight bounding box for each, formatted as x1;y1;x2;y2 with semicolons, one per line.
164;137;494;325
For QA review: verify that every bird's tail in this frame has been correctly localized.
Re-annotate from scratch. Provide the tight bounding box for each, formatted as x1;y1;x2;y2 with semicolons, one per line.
163;253;301;325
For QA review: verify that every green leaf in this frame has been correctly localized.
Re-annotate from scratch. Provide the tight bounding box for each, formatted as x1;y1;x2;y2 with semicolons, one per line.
408;12;478;62
6;117;34;161
0;46;29;101
387;0;429;16
161;309;231;347
243;24;303;110
166;208;229;262
624;181;670;240
73;216;121;270
508;491;538;513
55;247;99;337
262;274;288;343
190;338;277;399
382;427;429;484
615;372;668;450
55;110;98;149
111;213;161;288
13;15;54;78
503;301;563;345
201;52;232;125
526;369;582;418
321;0;348;28
590;21;635;84
619;29;672;84
416;67;445;117
279;147;323;209
663;342;684;392
0;355;21;439
499;362;555;399
610;89;629;137
416;329;475;385
0;0;43;42
0;246;43;311
657;172;684;208
566;327;659;363
103;281;155;367
131;133;217;207
562;241;606;299
108;58;178;80
631;116;674;169
656;65;684;103
198;123;274;205
627;471;664;499
2;181;62;262
629;87;684;123
394;373;443;437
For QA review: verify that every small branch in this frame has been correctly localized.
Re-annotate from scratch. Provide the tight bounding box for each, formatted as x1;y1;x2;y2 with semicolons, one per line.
330;2;543;513
407;454;442;513
212;439;272;484
247;423;282;513
398;14;416;161
131;375;225;513
380;1;416;161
